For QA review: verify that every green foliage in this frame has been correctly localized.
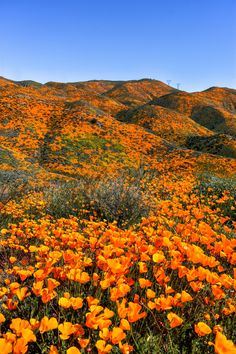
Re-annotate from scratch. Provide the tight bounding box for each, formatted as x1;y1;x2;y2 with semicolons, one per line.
0;170;32;228
0;147;19;167
194;173;236;223
59;135;130;167
42;180;86;218
0;170;29;203
42;173;150;227
86;175;150;227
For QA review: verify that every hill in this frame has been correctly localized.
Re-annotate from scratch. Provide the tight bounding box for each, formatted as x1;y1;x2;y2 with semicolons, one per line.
104;79;177;107
0;76;236;178
153;88;236;136
117;103;212;145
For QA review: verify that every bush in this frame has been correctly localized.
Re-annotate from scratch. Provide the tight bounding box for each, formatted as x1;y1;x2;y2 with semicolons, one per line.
42;180;86;218
194;173;236;224
86;175;150;227
0;170;29;204
43;174;150;227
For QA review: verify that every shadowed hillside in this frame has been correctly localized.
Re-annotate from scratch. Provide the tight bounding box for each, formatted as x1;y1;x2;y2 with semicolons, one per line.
153;88;236;136
116;103;212;145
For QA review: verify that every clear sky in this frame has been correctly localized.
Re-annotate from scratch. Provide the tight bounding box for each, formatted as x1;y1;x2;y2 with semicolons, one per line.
0;0;235;91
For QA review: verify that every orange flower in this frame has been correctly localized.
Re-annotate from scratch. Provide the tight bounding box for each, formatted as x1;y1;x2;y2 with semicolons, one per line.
15;287;30;301
67;269;90;283
213;325;223;333
167;312;183;328
139;278;152;288
119;342;134;354
70;297;83;310
47;278;60;291
41;288;57;304
78;338;90;349
67;347;81;354
148;300;156;310
155;295;173;311
204;313;211;321
120;319;131;331
97;318;113;330
111;327;126;344
10;318;31;336
189;281;204;292
32;280;44;296
0;338;12;354
139;262;148;273
21;328;36;343
39;316;58;333
100;278;112;290
58;297;71;309
58;322;76;340
0;313;6;323
13;337;28;354
86;306;114;330
49;345;59;354
165;286;175;294
92;272;100;285
3;332;16;343
116;299;128;319
5;298;18;310
9;282;20;293
212;285;226;300
110;283;131;301
86;306;104;329
127;302;146;323
180;290;193;302
34;269;47;281
194;322;212;336
99;328;110;341
73;324;85;337
95;340;112;354
9;256;17;264
146;289;156;299
152;252;165;263
213;331;236;354
17;269;33;281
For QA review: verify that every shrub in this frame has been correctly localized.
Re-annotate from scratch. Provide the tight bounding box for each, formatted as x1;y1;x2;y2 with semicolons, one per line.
0;170;29;204
194;173;236;224
43;174;150;227
42;180;86;218
86;175;150;227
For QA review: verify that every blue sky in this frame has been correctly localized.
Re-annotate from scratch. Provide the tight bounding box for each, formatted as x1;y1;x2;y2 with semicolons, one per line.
0;0;235;91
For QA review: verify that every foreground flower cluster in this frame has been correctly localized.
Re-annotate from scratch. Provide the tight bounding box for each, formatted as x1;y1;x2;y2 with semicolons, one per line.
0;180;236;354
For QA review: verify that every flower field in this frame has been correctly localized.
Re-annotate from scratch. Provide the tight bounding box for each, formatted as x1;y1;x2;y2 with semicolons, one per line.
0;171;236;354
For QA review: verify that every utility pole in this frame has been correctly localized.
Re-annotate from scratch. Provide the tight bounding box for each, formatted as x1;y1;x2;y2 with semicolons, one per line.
177;83;181;90
167;80;171;86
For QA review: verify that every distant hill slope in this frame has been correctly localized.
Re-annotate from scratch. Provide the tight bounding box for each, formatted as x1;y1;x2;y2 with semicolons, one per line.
0;76;236;179
202;86;236;113
153;88;236;136
103;79;177;107
117;103;212;145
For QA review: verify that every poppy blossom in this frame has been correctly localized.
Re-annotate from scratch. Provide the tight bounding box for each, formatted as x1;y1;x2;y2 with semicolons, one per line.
167;312;183;328
194;322;212;336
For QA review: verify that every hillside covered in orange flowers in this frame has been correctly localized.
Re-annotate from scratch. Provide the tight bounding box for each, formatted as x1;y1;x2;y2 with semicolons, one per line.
0;76;236;354
0;76;236;177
